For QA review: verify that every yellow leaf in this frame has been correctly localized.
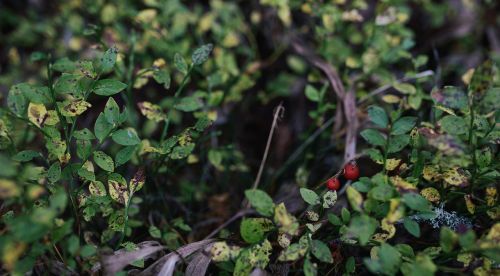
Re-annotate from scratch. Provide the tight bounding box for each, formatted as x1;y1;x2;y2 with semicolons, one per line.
89;181;106;196
222;32;240;48
462;68;475;85
108;174;129;205
372;218;396;242
385;199;405;223
198;13;214;33
423;165;441;182
390;176;417;192
136;9;157;24
153;58;166;68
210;241;241;262
487;206;500;220
420;187;440;203
486;187;497;207
464;195;475;214
0;179;20;198
274;203;299;236
28;102;48;127
382;95;401;103
443;167;469;187
346;186;363;212
59;100;91;117
45;110;60;125
27;185;45;199
385;158;401;171
137;101;166;122
2;242;26;271
457;253;473;267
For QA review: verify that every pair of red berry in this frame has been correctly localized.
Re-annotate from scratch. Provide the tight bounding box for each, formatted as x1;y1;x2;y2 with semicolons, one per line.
326;162;359;190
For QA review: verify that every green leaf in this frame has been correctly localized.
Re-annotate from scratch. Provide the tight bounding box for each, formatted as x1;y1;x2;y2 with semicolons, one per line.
98;46;118;73
387;135;410;153
431;86;468;110
112;128;140;146
439;115;467;135
149;226;162;239
469;60;493;101
367;105;388;128
310;240;333;263
73;128;95;140
327;213;343;226
299;188;320;205
104;97;120;125
174;96;203;112
12;150;41;162
393;83;416;94
191;44;213;65
304;258;318;276
244;189;274;217
174;53;188;74
402;193;431;212
346;256;355;273
305;85;320;102
47;162;61;183
391;117;417;135
7;84;28;116
94;113;114;143
341;207;351;223
93;79;127;96
458;230;476;250
240;218;274;244
93;151;114;172
440;227;457;253
153;69;171;89
379;243;402;275
53;57;76;73
54;74;80;96
347;215;378;245
115;146;136;167
403;218;421;237
361;129;386;146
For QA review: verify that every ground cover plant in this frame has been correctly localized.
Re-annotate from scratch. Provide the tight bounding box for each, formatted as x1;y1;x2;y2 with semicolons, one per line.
0;0;499;275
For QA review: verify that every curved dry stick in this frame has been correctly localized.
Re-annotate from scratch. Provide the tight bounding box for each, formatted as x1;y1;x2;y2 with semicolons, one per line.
291;37;357;161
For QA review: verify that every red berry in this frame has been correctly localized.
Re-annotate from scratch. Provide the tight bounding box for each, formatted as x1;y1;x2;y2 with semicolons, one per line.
326;178;341;190
343;162;360;180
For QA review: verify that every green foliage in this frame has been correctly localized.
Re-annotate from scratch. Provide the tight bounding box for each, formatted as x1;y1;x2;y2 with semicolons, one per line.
0;0;498;275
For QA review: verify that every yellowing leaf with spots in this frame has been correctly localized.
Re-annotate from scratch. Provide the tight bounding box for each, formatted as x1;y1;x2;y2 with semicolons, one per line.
390;176;417;192
210;241;241;262
2;242;26;271
28;102;47;127
274;203;299;236
464;195;475;214
108;173;129;205
44;110;60;125
130;168;145;194
89;181;106;196
443;167;469;187
420;187;440;203
385;199;405;223
423;165;441;182
59;100;91;117
486;187;497;207
385;158;401;171
137;101;166;122
0;179;20;198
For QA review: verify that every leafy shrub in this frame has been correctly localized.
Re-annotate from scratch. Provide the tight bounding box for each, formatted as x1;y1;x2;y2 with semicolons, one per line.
0;0;499;275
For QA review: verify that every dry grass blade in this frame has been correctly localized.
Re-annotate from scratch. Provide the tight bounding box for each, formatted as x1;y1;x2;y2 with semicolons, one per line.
101;241;164;275
185;252;212;276
138;239;215;276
